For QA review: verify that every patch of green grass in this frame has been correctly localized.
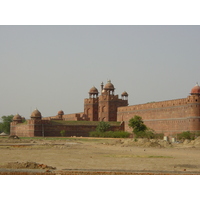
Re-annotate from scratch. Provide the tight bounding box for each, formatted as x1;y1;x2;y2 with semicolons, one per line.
89;131;130;138
51;120;121;126
147;155;173;158
104;154;173;158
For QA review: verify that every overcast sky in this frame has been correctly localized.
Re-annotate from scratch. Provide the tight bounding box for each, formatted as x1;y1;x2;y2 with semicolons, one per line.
1;25;200;119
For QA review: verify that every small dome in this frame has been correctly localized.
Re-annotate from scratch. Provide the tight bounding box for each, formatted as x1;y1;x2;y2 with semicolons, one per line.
104;80;115;90
13;114;22;121
58;110;64;115
190;83;200;95
89;86;98;94
31;109;42;119
121;91;128;96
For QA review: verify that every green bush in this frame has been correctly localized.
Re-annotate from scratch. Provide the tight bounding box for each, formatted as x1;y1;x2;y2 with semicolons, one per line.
177;131;200;140
96;121;111;132
134;128;156;139
89;131;130;138
60;130;66;137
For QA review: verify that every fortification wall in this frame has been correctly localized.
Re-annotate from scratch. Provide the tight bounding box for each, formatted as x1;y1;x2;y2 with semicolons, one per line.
62;112;84;121
42;121;124;137
10;121;35;137
117;96;200;135
10;120;124;137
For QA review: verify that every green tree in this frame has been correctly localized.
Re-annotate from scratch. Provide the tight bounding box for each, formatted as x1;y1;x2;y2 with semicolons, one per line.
0;115;14;134
96;121;111;132
128;115;147;133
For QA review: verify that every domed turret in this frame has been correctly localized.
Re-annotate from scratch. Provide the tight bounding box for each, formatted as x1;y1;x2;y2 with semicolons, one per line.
104;80;115;90
121;91;128;97
89;86;98;98
58;110;64;119
103;80;115;95
89;86;98;94
13;114;22;122
121;91;128;100
190;83;200;95
31;109;42;120
58;110;64;115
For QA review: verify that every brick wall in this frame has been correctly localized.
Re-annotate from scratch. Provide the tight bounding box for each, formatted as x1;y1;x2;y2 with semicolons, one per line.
62;113;84;121
117;95;200;135
10;120;124;137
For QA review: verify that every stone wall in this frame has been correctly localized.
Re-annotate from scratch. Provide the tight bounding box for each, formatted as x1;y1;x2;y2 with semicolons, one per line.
10;120;124;137
117;95;200;135
63;113;84;121
10;120;35;137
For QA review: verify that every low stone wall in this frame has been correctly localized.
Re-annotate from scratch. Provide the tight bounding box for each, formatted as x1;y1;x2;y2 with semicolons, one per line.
10;120;124;137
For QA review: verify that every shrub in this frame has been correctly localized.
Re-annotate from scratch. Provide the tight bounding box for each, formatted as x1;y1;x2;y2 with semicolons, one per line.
177;131;200;140
96;121;111;132
60;130;66;137
134;128;155;139
89;131;130;138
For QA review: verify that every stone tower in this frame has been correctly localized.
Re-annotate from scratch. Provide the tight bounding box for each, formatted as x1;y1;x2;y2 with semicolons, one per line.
84;86;99;121
98;80;128;121
84;80;128;122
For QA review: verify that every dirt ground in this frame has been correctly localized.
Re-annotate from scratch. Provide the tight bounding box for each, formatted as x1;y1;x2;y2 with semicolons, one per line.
1;136;200;175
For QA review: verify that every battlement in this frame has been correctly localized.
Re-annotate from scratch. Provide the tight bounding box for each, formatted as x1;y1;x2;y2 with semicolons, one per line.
118;97;200;112
84;98;99;104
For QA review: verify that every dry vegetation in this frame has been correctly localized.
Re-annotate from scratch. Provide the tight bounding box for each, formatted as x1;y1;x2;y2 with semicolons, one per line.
1;136;200;175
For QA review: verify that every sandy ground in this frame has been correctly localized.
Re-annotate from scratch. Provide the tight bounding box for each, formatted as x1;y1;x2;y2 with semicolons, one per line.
1;137;200;174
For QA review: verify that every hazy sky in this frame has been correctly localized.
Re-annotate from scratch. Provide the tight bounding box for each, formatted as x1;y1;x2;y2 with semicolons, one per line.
1;25;200;119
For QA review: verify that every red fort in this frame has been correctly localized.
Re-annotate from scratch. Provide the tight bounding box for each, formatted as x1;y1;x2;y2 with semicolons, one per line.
10;81;200;137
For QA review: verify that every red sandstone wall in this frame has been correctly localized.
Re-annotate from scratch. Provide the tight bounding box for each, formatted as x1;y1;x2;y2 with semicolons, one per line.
42;122;123;137
63;112;84;121
10;120;124;137
98;94;128;121
10;121;35;137
84;98;98;121
117;96;200;135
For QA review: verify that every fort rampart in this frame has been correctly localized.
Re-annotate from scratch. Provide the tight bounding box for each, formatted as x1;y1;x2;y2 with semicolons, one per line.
11;120;124;137
10;81;200;137
117;95;200;135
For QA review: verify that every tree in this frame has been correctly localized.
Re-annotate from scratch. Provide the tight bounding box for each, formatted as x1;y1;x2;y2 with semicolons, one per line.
0;115;14;134
96;121;111;132
128;115;147;133
128;116;156;138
